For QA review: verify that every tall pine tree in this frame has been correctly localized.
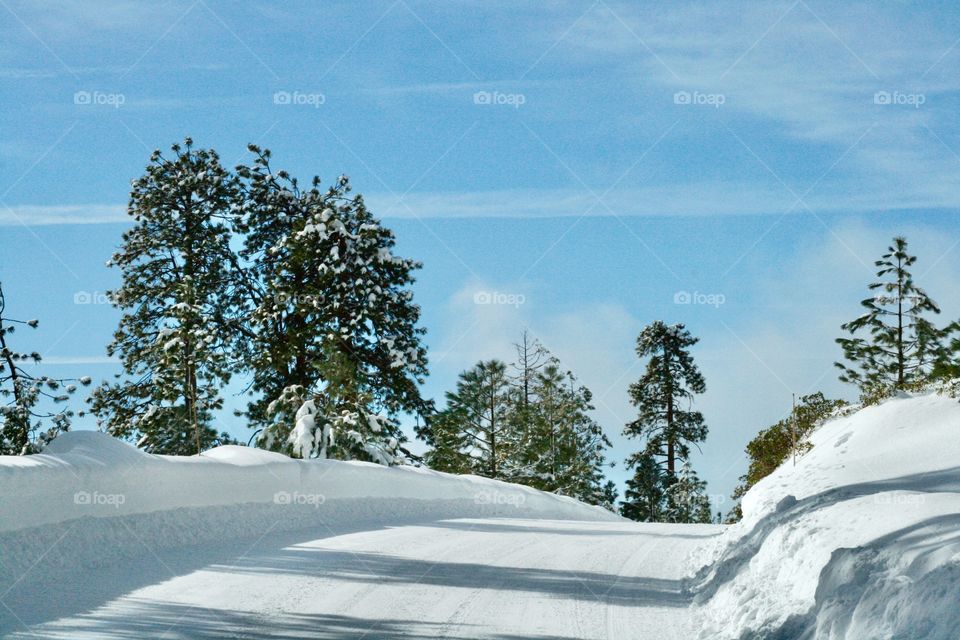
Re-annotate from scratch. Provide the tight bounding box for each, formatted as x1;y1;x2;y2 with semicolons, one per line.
622;321;709;523
836;236;949;393
89;139;240;454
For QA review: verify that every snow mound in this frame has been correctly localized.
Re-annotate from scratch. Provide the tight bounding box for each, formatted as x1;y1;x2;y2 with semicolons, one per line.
691;392;960;639
0;431;620;576
43;430;150;462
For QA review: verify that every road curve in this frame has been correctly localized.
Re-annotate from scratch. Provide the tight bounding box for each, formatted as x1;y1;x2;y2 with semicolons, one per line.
4;518;722;639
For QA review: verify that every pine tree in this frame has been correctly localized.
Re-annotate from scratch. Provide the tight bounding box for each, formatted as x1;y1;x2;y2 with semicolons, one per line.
0;282;90;454
836;236;948;393
518;363;612;504
621;452;665;521
426;360;514;479
89;139;241;455
664;461;712;524
421;335;614;504
238;147;429;463
624;321;707;478
420;409;474;474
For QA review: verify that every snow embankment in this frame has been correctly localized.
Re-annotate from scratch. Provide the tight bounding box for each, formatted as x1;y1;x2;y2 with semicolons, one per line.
0;432;619;576
691;392;960;639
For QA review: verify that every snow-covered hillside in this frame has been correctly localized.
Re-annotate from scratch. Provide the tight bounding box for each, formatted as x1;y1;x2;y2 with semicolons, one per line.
691;391;960;639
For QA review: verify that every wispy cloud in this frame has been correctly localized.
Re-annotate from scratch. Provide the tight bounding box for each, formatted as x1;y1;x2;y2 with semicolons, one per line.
36;355;120;365
0;204;127;226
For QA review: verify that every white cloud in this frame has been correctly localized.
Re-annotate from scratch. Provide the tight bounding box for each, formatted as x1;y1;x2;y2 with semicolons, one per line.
35;355;120;365
0;205;127;226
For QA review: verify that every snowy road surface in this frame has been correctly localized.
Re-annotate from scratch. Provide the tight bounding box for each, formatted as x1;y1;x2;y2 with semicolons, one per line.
2;518;721;639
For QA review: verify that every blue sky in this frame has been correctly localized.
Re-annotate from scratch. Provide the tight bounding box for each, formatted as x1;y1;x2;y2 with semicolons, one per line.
3;1;960;511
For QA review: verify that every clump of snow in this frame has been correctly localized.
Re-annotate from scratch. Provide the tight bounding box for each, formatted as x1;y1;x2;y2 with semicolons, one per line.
690;392;960;639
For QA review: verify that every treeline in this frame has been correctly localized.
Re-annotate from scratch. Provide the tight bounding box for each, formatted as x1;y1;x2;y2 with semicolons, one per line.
2;139;959;524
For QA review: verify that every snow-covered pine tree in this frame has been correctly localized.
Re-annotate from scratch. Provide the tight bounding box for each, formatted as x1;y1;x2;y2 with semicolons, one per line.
0;282;90;454
426;360;514;479
89;139;241;455
238;147;429;463
664;461;712;524
624;321;707;479
836;237;949;393
621;452;666;522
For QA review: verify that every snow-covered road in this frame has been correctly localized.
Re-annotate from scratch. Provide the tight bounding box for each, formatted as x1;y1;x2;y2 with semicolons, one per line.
3;518;721;639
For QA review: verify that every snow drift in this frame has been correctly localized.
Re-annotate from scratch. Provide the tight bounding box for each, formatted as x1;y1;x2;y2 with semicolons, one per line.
0;431;619;578
691;392;960;639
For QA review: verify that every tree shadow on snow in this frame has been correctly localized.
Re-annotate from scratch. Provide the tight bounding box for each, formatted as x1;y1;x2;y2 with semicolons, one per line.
5;600;585;639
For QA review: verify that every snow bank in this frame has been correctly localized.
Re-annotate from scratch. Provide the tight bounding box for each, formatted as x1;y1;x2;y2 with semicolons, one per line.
0;431;619;576
691;392;960;639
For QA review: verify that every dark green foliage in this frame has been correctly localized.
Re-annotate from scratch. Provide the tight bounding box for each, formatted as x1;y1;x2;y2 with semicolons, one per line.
425;359;514;478
726;392;847;522
621;321;710;523
0;283;89;454
621;452;666;522
515;363;612;503
836;236;955;396
420;335;614;507
624;321;707;477
89;139;241;455
236;146;429;463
